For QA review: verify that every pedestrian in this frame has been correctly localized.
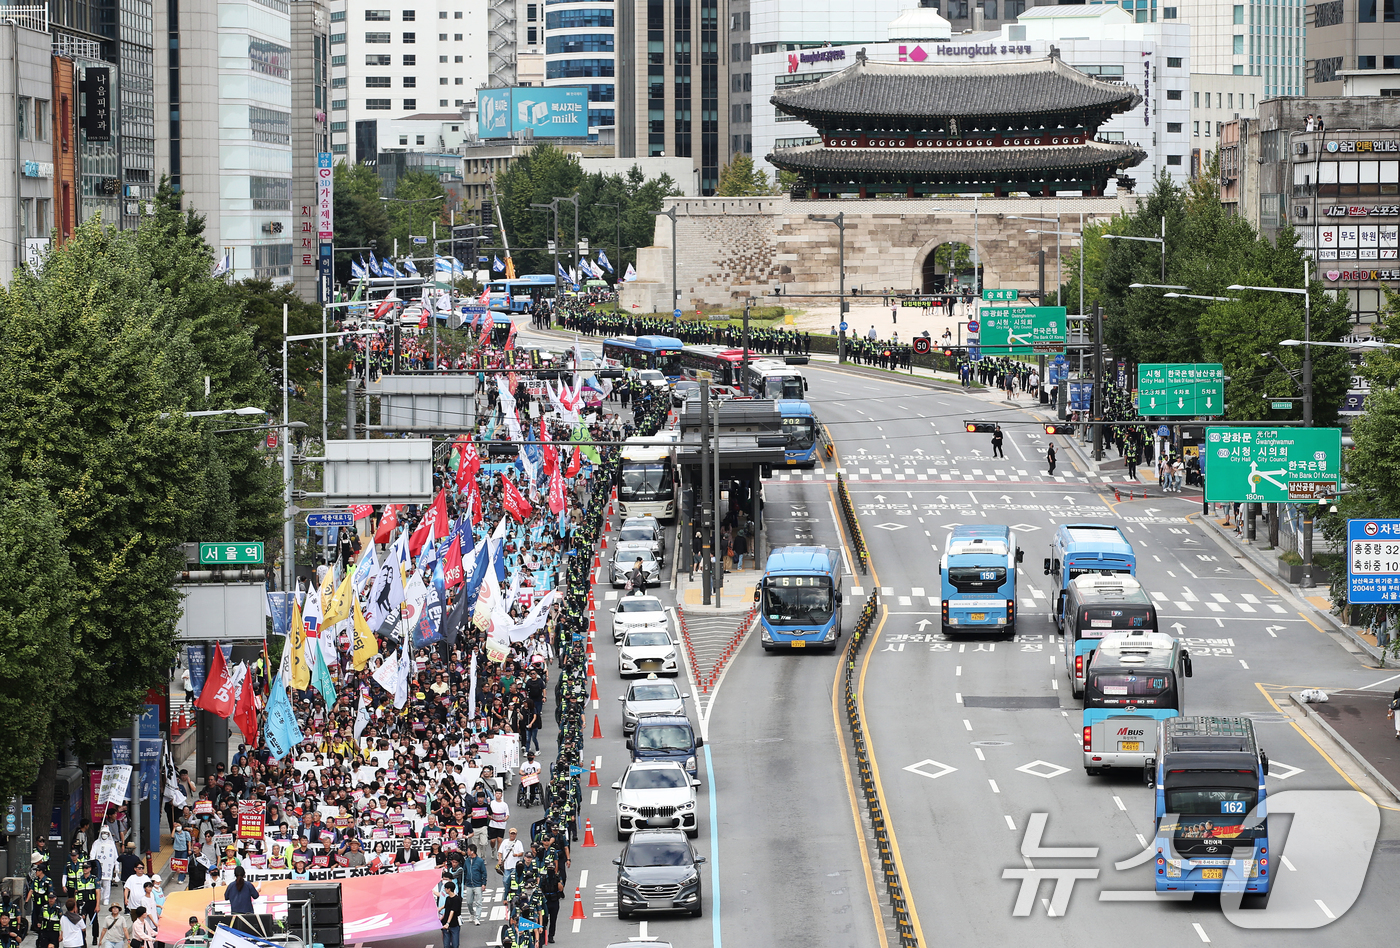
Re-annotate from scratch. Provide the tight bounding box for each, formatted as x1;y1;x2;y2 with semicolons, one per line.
991;425;1004;458
1047;442;1057;476
891;305;897;325
58;901;83;948
223;866;258;916
733;530;748;570
96;907;127;948
170;823;190;885
439;882;460;948
128;908;156;948
1390;687;1400;739
689;528;702;581
496;828;525;891
461;844;486;925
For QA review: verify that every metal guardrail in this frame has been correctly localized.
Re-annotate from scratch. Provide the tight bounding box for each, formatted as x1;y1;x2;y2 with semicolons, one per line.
843;590;916;947
836;472;869;573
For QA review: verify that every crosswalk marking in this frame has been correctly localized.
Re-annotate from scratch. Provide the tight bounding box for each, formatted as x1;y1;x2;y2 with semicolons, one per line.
1212;593;1230;602
1242;593;1261;603
1268;603;1287;613
1151;591;1168;601
911;587;925;597
855;585;1288;616
1207;602;1224;612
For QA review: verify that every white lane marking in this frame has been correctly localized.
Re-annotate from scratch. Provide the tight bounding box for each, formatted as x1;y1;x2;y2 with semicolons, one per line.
1281;855;1297;871
1136;834;1147;849
956;693;963;703
1316;900;1336;920
1113;796;1126;812
590;789;598;805
1193;923;1211;943
1239;660;1250;669
956;665;963;676
1051;678;1059;690
1212;593;1230;602
1004;815;1016;830
579;869;589;888
1049;655;1056;665
911;587;925;597
975;748;985;761
964;719;973;731
1243;593;1261;603
989;779;1000;793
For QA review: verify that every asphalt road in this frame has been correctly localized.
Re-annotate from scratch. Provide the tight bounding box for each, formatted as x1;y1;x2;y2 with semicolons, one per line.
805;362;1399;948
517;322;1400;948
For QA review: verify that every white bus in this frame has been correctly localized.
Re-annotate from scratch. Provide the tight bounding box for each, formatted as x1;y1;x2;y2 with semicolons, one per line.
618;440;677;520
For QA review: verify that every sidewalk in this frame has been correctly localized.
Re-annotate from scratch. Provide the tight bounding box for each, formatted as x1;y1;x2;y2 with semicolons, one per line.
1290;690;1400;804
674;563;760;612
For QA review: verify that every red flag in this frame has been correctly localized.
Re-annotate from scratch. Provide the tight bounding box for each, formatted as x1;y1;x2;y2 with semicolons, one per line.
443;535;464;589
548;467;566;515
349;504;374;522
542;443;558;476
502;474;533;522
409;489;449;557
233;666;258;742
194;643;238;718
466;477;483;526
373;504;401;545
565;445;582;478
418;308;430;329
504;321;517;350
454;438;480;493
374;295;398;319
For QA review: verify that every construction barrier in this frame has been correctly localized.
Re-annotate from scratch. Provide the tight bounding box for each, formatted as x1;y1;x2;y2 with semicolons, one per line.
836;472;870;574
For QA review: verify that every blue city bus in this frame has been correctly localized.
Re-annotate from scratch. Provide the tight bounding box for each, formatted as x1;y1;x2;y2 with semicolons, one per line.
602;335;684;379
1082;630;1191;777
1062;573;1157;697
939;525;1024;637
777;400;818;468
756;546;843;650
1154;717;1271;902
488;274;556;312
1044;523;1136;631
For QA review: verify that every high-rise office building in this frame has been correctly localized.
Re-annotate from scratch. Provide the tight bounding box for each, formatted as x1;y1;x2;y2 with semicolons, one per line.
542;0;615;138
329;0;489;162
291;0;332;300
617;0;725;192
156;0;296;281
1307;0;1395;95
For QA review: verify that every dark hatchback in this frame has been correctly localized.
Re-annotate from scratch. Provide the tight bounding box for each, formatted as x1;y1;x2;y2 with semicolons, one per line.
613;828;706;918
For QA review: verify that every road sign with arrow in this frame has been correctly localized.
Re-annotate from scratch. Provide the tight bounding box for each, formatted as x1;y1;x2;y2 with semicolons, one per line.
1135;363;1224;416
1203;426;1342;503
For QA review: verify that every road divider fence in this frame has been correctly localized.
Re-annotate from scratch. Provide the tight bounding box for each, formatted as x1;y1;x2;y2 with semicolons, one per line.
836;472;870;573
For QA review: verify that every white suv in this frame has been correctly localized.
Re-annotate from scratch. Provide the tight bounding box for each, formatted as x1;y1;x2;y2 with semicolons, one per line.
612;760;700;840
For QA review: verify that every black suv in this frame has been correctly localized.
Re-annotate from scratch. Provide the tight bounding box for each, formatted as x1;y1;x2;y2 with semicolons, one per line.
613;828;706;918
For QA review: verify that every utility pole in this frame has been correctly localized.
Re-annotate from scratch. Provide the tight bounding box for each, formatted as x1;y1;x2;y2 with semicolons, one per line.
713;393;723;607
742;297;752;379
700;378;712;605
1092;302;1104;462
1301;258;1315;586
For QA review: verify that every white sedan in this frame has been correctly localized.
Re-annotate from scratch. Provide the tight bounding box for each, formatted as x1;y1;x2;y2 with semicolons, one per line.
612;594;668;645
612;760;700;839
618;628;679;678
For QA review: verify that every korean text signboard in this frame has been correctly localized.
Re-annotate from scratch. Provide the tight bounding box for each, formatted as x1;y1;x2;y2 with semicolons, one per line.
978;306;1067;354
1136;363;1225;416
1203;427;1342;503
1347;519;1400;604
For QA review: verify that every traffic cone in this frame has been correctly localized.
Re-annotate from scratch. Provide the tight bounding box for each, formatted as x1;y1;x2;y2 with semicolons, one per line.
588;759;600;786
583;819;597;847
590;676;600;701
593;551;601;569
1114;488;1121;502
587;633;595;657
570;887;586;920
586;654;595;677
605;517;611;532
588;612;597;634
592;714;603;739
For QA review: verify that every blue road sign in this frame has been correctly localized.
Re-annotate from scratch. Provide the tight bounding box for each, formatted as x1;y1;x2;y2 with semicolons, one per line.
673;309;682;319
967;320;980;333
1053;354;1067;365
307;511;356;528
1157;425;1171;437
968;345;981;361
839;321;848;332
1347;519;1400;604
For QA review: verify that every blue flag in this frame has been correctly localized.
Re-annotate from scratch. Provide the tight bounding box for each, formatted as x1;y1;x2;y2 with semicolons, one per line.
310;641;337;708
404;257;419;276
350;257;367;281
597;249;612;273
493;255;505;272
367;254;382;278
264;675;304;761
463;534;492;608
557;261;570;282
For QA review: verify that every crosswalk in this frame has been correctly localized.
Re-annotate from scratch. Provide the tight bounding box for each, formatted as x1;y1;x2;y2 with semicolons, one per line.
767;469;1159;485
849;584;1290;615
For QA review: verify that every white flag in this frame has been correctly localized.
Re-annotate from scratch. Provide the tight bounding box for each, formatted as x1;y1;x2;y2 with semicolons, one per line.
97;765;133;806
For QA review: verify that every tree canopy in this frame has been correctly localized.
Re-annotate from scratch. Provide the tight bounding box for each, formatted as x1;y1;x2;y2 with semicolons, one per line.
715;154;773;197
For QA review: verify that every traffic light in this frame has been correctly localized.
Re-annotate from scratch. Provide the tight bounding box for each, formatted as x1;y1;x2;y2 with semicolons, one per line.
942;347;956;358
1044;423;1071;435
965;421;997;433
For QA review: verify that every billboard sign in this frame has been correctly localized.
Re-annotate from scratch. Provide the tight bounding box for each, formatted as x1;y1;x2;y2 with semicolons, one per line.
476;87;589;138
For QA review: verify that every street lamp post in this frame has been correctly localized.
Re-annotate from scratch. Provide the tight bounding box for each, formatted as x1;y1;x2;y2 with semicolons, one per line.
596;202;623;312
808;212;846;363
281;307;381;591
1102;215;1167;284
651;206;679;320
1229;263;1315;582
531;200;562;309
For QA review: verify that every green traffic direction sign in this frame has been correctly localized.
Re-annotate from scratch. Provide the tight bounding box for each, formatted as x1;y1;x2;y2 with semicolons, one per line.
982;288;1019;302
199;542;265;566
1203;427;1342;503
977;306;1067;354
1135;363;1224;416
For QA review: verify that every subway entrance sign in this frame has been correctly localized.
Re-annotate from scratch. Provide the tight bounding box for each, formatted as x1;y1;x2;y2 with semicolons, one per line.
1203;427;1342;503
977;306;1067;354
1135;363;1225;416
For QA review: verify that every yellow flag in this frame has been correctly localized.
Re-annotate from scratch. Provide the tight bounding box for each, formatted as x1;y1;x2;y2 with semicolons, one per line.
322;574;354;629
290;598;311;691
351;595;379;671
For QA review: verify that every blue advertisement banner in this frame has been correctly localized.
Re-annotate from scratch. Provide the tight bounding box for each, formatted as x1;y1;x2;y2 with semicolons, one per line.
476;87;588;138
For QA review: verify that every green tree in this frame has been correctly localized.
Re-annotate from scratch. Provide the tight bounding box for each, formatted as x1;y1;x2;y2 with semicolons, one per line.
0;219;212;826
385;169;449;254
332;161;390;282
0;478;75;806
715;154;770;196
